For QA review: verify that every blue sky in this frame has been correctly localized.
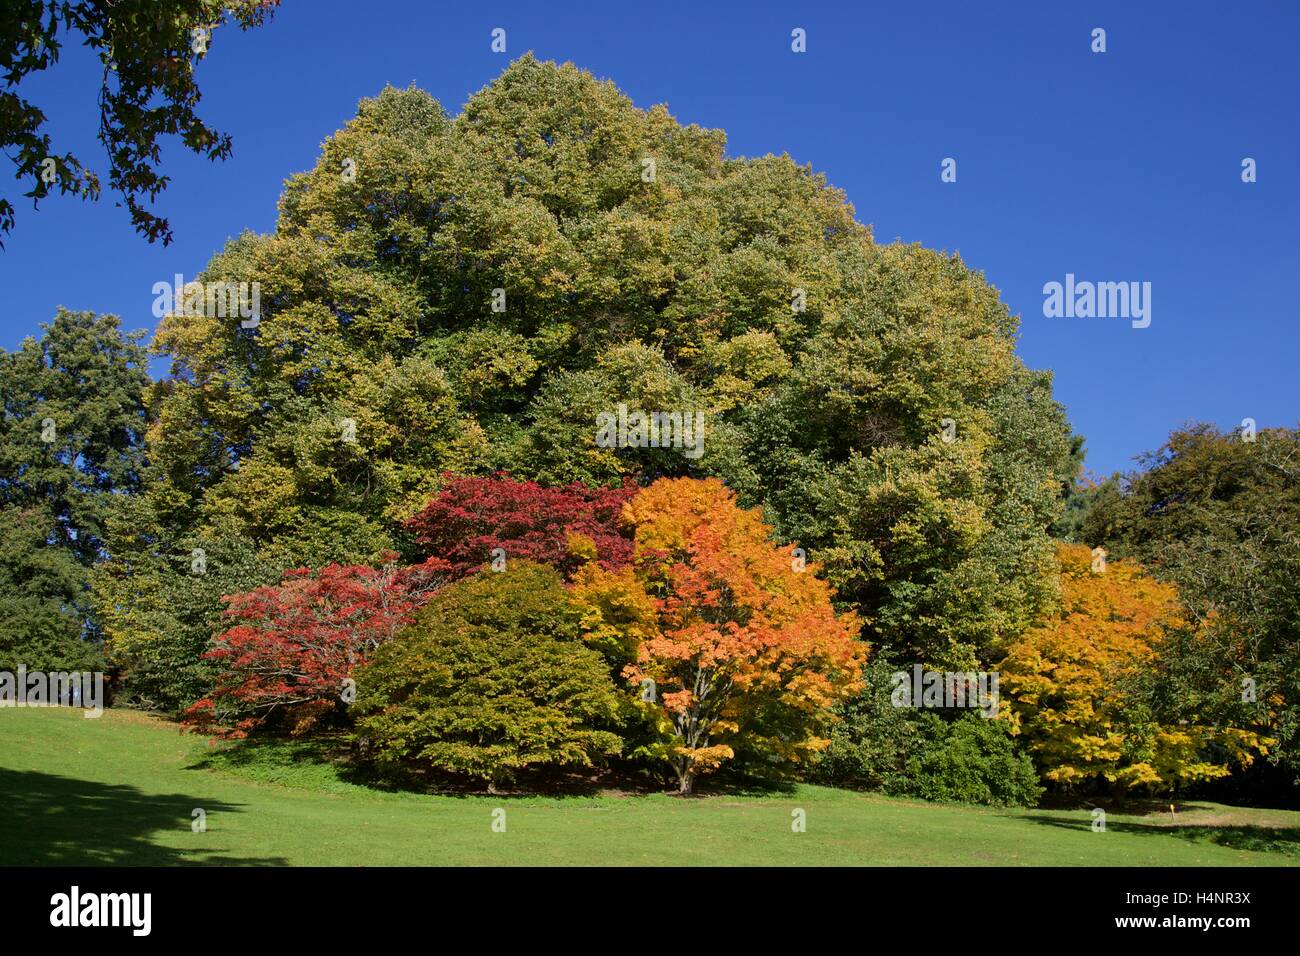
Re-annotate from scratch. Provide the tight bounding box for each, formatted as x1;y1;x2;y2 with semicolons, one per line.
2;0;1296;477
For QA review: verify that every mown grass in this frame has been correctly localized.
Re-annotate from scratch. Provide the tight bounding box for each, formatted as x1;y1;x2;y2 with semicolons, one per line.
2;707;1298;866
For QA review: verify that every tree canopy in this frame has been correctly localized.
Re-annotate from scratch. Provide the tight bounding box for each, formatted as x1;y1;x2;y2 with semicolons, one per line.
1;0;279;244
101;56;1073;691
1000;543;1263;793
1083;424;1300;777
0;308;148;670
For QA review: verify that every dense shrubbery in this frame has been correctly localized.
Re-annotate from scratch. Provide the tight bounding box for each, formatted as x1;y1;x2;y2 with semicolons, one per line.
814;656;929;790
889;714;1042;807
353;562;623;789
814;657;1041;807
183;475;863;794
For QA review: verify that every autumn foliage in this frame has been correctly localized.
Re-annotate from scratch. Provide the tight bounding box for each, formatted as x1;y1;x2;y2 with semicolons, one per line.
406;473;636;578
184;556;450;737
998;544;1264;793
573;477;865;793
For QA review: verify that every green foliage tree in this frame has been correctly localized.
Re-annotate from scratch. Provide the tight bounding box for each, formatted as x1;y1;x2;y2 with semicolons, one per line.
0;504;104;672
1051;469;1120;543
0;0;279;245
0;308;147;669
813;654;929;790
92;516;283;711
814;655;1041;807
108;56;1073;695
352;561;623;790
1083;423;1300;779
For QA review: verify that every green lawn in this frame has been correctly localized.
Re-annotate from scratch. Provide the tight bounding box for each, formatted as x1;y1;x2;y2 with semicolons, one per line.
2;707;1297;866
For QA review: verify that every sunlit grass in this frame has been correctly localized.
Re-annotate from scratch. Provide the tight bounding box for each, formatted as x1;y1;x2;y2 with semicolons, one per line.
2;708;1297;867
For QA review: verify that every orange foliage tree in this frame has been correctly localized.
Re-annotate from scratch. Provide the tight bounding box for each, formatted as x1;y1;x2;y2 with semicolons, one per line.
572;477;865;794
999;543;1264;795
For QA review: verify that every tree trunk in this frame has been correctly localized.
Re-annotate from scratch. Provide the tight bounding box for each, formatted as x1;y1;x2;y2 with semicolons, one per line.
674;761;694;795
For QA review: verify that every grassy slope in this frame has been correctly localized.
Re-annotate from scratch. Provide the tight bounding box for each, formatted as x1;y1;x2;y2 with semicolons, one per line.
1;708;1297;866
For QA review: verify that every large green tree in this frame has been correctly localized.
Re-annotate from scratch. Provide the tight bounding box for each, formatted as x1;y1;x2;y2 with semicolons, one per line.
0;308;148;669
102;56;1073;700
0;503;104;671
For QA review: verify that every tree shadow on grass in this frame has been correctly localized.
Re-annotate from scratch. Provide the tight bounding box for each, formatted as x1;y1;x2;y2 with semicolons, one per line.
1038;793;1223;814
1019;812;1300;857
0;767;287;866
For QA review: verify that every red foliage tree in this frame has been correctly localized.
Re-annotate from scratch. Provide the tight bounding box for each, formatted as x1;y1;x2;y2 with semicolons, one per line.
183;555;450;737
405;473;637;578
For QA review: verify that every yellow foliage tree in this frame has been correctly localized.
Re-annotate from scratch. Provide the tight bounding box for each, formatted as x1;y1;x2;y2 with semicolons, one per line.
999;544;1264;795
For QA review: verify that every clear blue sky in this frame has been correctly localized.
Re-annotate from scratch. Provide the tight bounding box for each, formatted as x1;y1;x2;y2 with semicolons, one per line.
2;0;1296;477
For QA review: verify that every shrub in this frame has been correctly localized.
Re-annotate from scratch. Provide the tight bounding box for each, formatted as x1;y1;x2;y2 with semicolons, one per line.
887;713;1042;807
815;657;1041;807
812;656;926;789
353;561;623;789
